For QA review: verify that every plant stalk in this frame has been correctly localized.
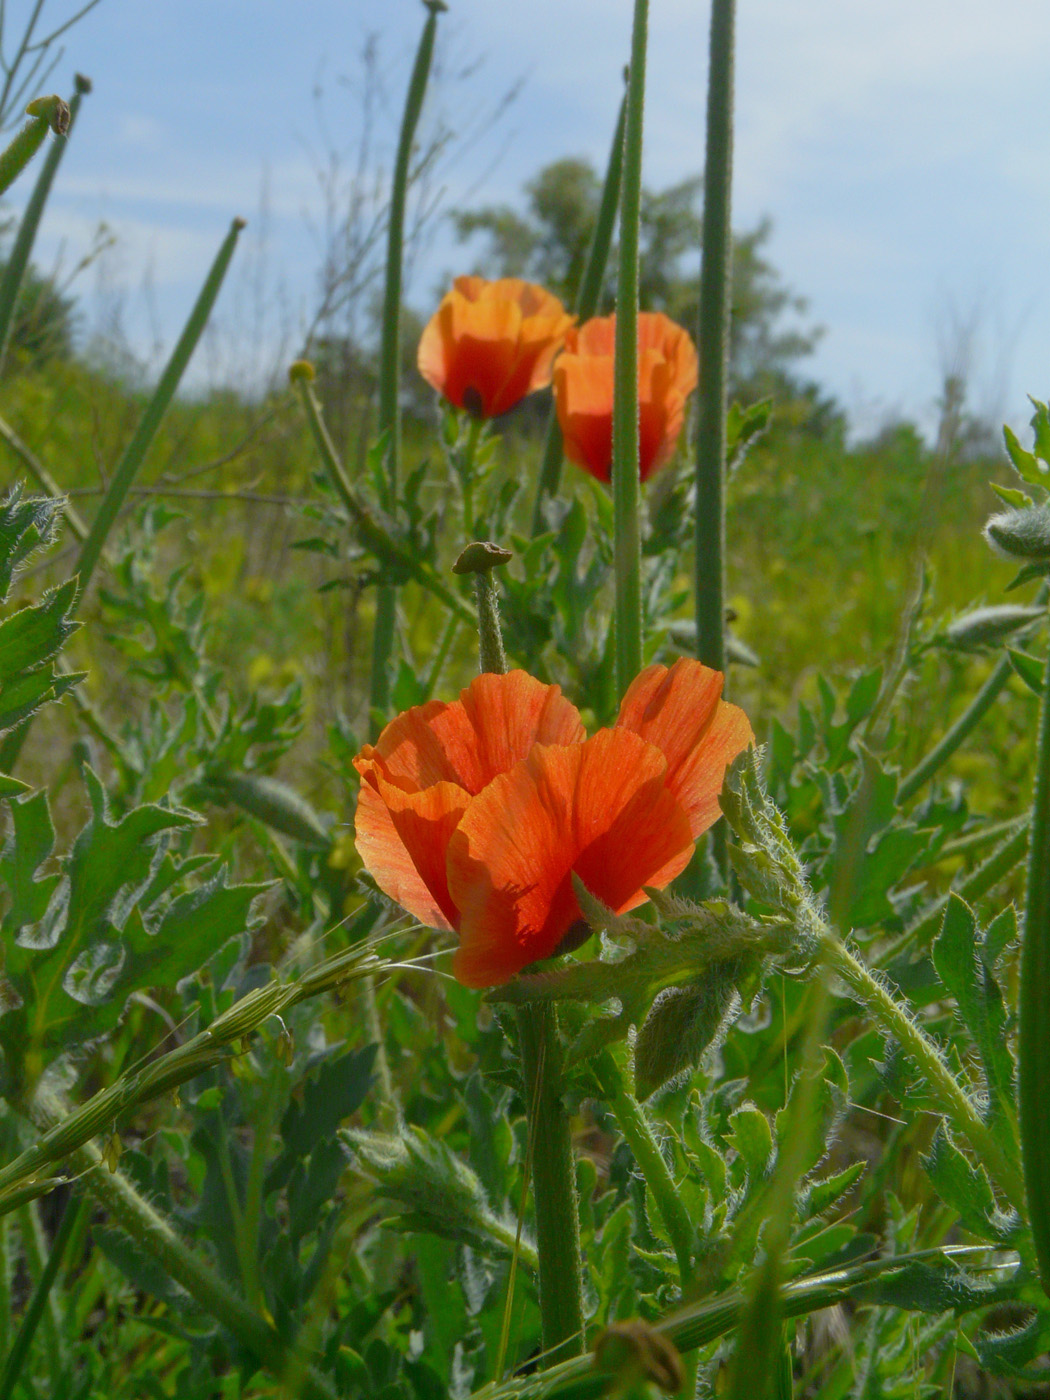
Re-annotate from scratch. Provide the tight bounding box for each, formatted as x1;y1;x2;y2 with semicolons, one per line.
611;0;649;698
292;371;473;630
531;83;627;532
820;931;1025;1213
370;1;443;733
73;217;245;597
694;0;735;681
1019;621;1050;1293
516;1004;585;1362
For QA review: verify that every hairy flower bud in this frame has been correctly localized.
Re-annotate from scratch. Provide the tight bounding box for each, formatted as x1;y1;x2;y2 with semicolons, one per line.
984;504;1050;562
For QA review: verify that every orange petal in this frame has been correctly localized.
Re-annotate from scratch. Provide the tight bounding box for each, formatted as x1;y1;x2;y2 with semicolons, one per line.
553;352;615;482
356;670;585;797
355;776;469;931
447;729;694;988
616;657;753;838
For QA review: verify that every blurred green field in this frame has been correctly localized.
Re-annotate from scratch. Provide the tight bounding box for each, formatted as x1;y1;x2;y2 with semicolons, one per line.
4;351;1035;825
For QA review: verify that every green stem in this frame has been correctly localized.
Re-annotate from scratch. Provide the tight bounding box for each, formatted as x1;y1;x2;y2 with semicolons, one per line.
897;656;1015;805
819;931;1025;1213
531;84;627;533
17;1203;63;1386
458;414;483;540
473;571;507;676
611;0;649;697
293;373;474;631
0;1211;9;1360
516;1005;585;1362
369;2;443;737
728;980;830;1400
368;586;398;738
0;94;66;199
73;217;245;597
422;613;459;699
0;1194;85;1400
1019;627;1050;1294
694;0;735;681
594;1052;692;1286
376;0;442;507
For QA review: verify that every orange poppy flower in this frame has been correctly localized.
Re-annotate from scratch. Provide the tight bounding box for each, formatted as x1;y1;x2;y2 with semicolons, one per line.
552;311;699;483
353;659;752;988
417;276;574;418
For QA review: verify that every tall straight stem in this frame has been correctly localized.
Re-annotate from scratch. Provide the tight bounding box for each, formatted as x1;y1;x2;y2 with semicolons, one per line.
611;0;650;697
370;1;443;737
1019;624;1050;1293
531;86;627;533
516;1005;584;1362
694;0;736;679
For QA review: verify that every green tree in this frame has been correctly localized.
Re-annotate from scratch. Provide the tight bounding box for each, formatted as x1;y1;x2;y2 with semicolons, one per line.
450;157;841;434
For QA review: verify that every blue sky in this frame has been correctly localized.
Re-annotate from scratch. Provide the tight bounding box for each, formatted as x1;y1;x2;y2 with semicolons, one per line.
9;0;1050;438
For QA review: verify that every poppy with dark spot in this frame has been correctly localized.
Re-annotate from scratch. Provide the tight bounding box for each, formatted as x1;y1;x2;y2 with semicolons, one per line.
417;276;574;418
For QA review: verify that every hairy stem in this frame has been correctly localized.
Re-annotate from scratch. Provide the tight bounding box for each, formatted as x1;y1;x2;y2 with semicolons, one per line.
1019;625;1050;1293
516;1005;585;1362
820;932;1025;1213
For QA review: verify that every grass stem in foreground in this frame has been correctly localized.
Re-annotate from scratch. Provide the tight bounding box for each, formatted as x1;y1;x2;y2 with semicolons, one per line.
694;0;735;680
611;0;649;697
1019;621;1050;1294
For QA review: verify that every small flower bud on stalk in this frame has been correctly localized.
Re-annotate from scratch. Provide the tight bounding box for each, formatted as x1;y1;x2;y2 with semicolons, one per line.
984;504;1050;562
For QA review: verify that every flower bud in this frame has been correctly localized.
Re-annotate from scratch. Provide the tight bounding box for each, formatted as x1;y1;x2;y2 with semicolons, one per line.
943;604;1046;651
984;504;1050;562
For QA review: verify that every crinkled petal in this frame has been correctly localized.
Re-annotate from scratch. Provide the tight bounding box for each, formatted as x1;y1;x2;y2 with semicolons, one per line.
448;729;694;988
355;776;470;931
356;670;585;797
616;657;753;837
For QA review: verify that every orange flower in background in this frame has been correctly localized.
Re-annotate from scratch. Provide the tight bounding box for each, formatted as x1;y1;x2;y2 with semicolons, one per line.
353;659;752;989
417;276;574;418
553;311;699;483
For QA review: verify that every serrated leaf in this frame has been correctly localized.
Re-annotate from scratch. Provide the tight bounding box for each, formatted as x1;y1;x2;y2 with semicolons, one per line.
801;1160;866;1219
1004;423;1050;488
1030;395;1050;465
1008;648;1045;695
0;487;62;601
991;482;1034;509
727;1104;774;1177
922;1122;1014;1241
933;894;1016;1123
0;576;79;675
774;1048;849;1182
0;770;267;1090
